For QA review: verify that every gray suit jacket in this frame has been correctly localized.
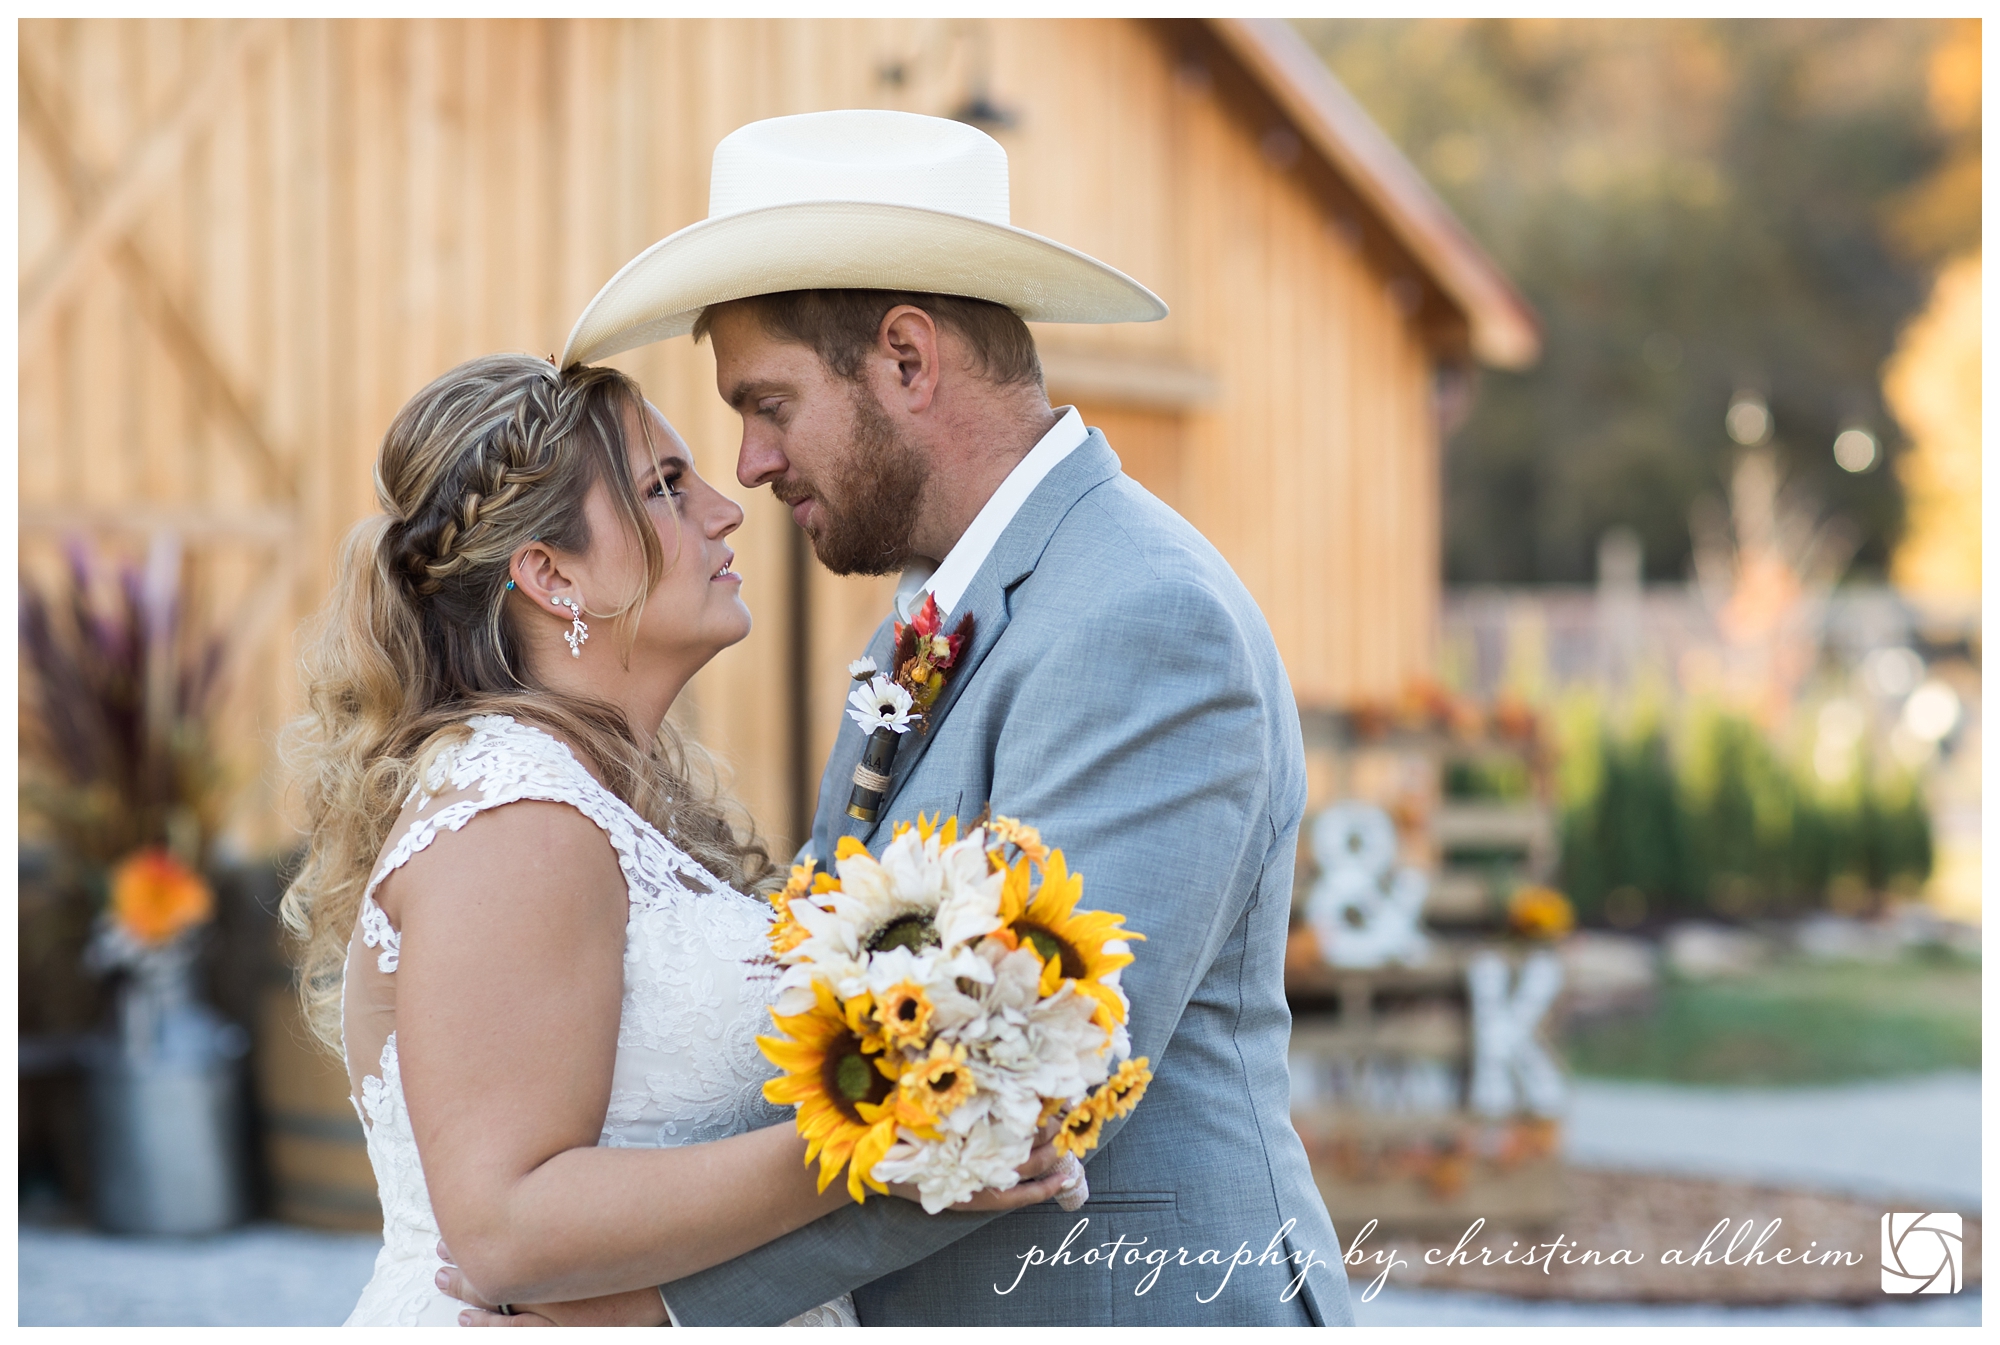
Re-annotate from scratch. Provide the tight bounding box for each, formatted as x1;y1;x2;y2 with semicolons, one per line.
661;432;1355;1325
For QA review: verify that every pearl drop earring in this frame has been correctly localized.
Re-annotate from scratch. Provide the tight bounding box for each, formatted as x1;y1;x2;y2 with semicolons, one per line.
556;596;589;657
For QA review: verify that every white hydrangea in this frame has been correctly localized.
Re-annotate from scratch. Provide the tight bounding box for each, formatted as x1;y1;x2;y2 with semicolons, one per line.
927;940;1045;1045
980;982;1110;1102
874;1113;1036;1214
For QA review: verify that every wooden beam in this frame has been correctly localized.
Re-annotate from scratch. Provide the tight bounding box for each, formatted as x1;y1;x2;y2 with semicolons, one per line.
1038;345;1222;412
20;20;280;345
18;43;295;503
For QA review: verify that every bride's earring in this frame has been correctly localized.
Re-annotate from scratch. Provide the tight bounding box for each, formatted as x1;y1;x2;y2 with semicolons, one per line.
556;596;589;658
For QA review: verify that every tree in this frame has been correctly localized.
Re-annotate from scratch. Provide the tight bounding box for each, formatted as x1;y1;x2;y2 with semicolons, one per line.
1298;19;1957;584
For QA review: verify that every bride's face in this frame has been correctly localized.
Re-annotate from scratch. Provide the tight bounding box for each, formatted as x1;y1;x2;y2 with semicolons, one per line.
572;400;750;675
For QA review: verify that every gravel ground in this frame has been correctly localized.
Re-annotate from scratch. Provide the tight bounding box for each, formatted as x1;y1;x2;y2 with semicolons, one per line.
1356;1285;1983;1326
18;1221;381;1327
1565;1071;1983;1210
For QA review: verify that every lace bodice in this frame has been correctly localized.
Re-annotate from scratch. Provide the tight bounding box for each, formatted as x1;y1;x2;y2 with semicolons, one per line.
341;715;854;1327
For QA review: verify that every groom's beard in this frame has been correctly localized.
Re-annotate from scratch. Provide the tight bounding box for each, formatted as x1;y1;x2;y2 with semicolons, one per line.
779;383;930;577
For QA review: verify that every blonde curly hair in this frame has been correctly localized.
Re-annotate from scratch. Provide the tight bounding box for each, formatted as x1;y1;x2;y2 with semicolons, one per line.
279;353;775;1053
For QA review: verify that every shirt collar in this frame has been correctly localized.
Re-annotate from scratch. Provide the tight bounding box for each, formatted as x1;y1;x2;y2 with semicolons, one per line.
893;406;1088;622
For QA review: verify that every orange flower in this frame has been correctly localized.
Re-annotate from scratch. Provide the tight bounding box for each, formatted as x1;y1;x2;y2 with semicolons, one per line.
768;861;817;955
1507;885;1575;940
110;848;213;945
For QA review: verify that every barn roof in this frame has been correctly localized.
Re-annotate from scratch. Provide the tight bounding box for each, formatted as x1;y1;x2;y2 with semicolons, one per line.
1202;18;1541;370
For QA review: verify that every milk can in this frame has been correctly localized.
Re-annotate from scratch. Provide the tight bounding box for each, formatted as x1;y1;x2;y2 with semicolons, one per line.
86;940;251;1235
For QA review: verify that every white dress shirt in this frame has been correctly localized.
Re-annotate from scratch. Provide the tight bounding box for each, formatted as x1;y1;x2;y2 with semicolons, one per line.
891;406;1088;622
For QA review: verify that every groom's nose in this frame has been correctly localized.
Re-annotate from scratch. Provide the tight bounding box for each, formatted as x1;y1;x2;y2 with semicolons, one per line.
736;428;788;490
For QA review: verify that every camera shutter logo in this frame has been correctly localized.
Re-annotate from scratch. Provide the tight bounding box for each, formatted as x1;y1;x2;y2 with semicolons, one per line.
1880;1213;1963;1294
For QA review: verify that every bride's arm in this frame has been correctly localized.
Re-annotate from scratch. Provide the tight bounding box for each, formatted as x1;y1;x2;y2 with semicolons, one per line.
390;800;842;1307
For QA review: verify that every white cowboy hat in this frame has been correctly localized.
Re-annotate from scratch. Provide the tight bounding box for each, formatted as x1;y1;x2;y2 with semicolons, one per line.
560;109;1167;368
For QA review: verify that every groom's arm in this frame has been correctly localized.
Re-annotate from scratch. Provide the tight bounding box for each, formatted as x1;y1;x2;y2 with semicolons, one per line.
659;575;1278;1325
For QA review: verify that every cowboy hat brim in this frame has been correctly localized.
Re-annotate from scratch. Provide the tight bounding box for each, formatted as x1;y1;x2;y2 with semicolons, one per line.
560;201;1168;368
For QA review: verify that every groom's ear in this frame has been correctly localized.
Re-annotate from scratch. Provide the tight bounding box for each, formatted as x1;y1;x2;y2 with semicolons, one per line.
876;305;941;413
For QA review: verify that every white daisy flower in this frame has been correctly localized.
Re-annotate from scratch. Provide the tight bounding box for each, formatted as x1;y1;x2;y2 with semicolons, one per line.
847;656;879;679
846;675;916;735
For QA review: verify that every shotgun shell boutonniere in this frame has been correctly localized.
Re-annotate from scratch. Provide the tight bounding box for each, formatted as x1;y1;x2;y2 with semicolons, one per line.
846;593;974;823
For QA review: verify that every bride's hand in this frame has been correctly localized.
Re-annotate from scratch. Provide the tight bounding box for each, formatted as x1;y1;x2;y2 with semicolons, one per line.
887;1122;1088;1212
438;1241;668;1327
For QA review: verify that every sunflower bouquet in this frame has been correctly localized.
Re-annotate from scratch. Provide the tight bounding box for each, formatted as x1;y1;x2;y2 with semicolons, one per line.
758;815;1152;1213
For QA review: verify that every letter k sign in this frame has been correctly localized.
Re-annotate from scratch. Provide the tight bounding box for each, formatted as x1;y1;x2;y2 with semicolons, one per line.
1466;950;1564;1117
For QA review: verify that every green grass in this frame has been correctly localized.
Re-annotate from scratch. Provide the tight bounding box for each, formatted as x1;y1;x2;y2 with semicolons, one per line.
1560;949;1982;1086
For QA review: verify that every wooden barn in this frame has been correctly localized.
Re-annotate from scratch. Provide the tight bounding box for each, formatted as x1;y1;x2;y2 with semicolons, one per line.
18;16;1537;858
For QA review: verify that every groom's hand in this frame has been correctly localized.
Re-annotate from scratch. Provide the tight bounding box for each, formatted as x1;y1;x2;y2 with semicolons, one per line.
438;1241;669;1327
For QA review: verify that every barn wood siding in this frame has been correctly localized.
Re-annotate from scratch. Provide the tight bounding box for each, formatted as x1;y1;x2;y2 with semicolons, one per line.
19;18;1445;855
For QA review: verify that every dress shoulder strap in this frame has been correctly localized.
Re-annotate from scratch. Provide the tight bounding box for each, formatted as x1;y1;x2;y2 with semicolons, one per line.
358;714;637;973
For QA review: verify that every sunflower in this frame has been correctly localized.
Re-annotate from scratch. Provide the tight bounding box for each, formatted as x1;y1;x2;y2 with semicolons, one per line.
831;834;939;955
1053;1097;1105;1158
1087;1056;1152;1122
874;980;935;1052
1000;849;1142;1030
758;980;900;1201
894;812;959;847
898;1040;977;1124
840;989;887;1054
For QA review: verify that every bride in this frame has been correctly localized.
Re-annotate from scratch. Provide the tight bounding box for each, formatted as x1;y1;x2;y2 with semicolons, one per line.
279;354;1074;1327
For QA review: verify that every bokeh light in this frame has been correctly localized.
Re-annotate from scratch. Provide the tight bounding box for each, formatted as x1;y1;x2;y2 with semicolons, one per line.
1833;428;1878;472
1726;394;1772;446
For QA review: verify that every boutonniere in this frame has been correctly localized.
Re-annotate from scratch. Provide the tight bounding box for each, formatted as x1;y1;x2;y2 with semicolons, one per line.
845;592;975;823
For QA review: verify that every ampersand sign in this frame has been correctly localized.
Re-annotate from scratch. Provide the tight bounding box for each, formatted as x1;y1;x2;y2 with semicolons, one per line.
1304;802;1430;969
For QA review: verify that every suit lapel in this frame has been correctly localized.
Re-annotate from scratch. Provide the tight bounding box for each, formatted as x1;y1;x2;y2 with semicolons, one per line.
856;432;1122;841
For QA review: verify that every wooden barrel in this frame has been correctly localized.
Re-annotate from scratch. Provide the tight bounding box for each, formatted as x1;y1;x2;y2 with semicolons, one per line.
254;987;382;1232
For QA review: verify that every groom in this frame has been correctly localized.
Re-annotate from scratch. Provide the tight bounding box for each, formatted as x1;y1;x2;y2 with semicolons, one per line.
469;109;1354;1326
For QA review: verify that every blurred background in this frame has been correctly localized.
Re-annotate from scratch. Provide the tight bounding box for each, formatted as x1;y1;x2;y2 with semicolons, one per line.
17;17;1980;1326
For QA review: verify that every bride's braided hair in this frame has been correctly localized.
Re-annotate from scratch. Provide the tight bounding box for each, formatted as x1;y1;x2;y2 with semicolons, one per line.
280;353;775;1053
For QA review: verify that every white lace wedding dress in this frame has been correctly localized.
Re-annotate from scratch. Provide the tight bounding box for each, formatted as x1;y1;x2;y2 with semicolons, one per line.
341;714;856;1327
